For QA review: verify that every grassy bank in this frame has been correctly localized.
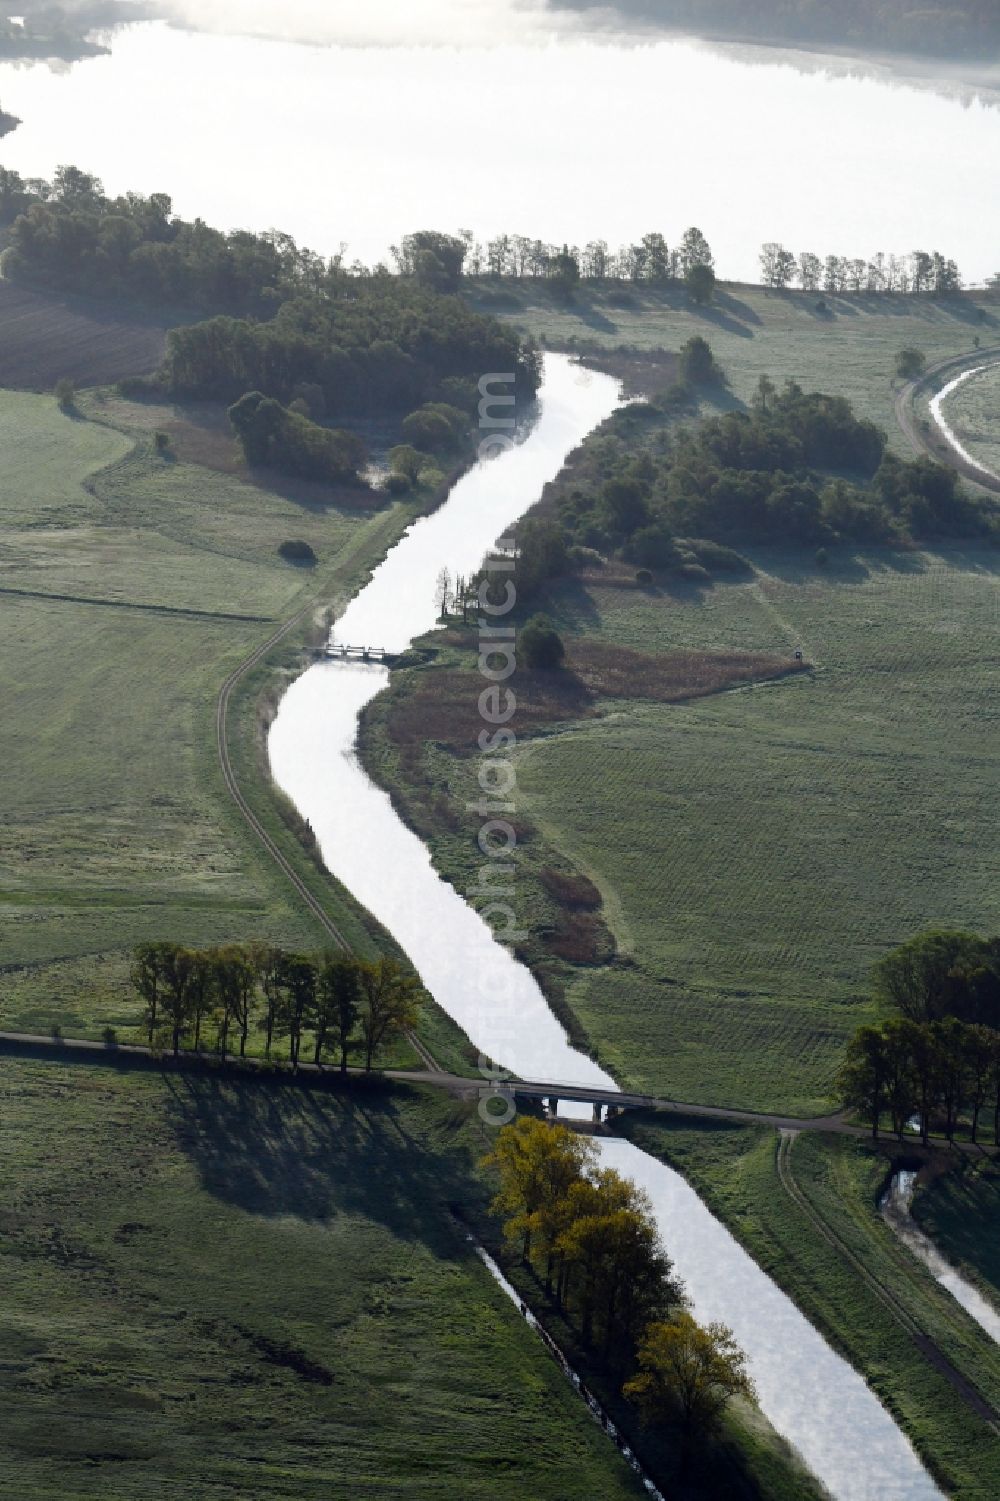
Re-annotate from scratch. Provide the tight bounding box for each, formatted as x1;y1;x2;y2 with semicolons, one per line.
620;1114;1000;1499
0;1057;650;1499
466;281;995;440
361;543;1000;1113
0;386;470;1070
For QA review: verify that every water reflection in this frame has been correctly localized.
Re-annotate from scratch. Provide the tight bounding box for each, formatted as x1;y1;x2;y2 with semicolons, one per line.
1;22;998;280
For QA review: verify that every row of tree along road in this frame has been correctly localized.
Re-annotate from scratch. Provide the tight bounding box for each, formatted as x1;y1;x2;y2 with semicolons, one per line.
130;942;421;1071
841;930;1000;1144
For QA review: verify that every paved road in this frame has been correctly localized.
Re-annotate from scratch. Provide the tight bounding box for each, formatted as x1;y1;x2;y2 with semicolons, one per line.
0;1028;861;1132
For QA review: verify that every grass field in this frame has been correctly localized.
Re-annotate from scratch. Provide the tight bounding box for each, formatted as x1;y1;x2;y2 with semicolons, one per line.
466;281;996;441
0;1057;651;1500
622;1115;1000;1500
364;544;1000;1112
0;282;169;390
0;385;473;1071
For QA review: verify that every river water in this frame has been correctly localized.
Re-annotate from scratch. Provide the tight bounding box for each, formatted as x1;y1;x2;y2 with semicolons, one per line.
930;364;1000;483
269;353;943;1500
883;1170;1000;1344
0;16;999;282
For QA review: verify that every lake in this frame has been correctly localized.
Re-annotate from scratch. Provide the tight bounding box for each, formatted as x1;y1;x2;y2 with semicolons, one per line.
0;14;998;283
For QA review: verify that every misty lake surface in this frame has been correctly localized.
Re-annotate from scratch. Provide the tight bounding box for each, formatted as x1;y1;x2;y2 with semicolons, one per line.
269;353;943;1501
0;16;999;281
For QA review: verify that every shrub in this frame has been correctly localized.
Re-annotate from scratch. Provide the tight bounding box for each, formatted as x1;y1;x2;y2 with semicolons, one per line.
388;443;425;481
626;524;678;568
635;567;654;585
662;378;694;408
416;464;446;491
384;471;411;495
678;335;722;386
54;377;75;410
568;544;605;570
102;1026;118;1048
686;262;716;306
401;403;466;452
520;614;565;670
279;539;317;565
895;347;927;380
676;538;751;574
229;391;366;484
539;866;603;911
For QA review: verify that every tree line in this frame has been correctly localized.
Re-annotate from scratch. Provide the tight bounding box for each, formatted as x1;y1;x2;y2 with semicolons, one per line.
130;943;422;1071
484;1117;755;1441
160;288;538;416
550;0;1000;61
0;167;541;423
760;244;962;295
840;931;1000;1144
457;227;716;294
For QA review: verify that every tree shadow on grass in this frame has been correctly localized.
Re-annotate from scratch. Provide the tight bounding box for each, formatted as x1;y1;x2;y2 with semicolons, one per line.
746;546;927;586
750;541;1000;588
688;302;757;340
160;1072;481;1251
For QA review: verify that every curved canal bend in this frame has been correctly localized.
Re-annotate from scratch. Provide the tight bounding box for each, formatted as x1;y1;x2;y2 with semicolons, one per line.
269;354;944;1501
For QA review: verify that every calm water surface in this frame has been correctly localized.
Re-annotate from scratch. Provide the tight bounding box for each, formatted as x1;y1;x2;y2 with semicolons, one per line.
0;19;998;281
269;353;943;1501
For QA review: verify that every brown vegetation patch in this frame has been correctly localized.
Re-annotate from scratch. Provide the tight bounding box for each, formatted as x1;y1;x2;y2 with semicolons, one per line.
0;282;168;388
539;866;602;911
385;639;803;763
386;666;596;758
575;347;680;399
544;910;615;966
566;639;807;702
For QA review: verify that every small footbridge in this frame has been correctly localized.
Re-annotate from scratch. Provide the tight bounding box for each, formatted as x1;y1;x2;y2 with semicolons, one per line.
319;643;391;664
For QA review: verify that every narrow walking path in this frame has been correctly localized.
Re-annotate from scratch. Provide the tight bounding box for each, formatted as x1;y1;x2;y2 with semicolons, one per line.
0;1028;899;1134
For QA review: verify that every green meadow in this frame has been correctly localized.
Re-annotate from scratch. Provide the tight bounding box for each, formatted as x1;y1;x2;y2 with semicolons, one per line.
468;281;996;439
0;1058;649;1500
0;387;463;1066
364;546;1000;1113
